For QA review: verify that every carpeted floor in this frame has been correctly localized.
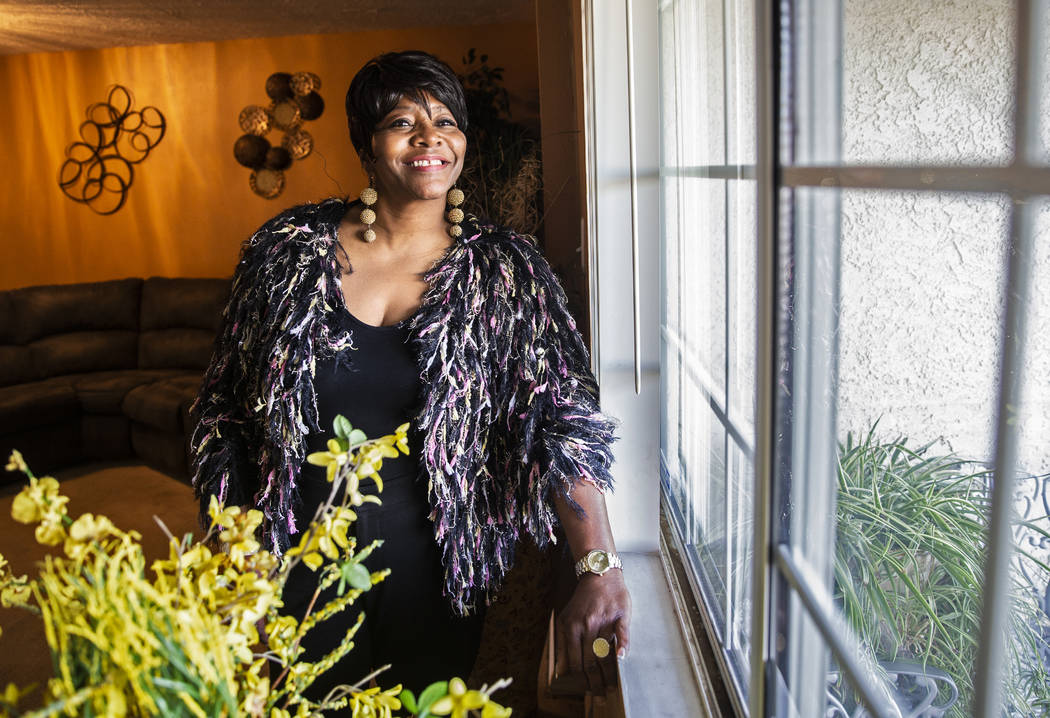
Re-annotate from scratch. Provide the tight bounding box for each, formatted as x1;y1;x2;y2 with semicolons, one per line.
0;461;200;697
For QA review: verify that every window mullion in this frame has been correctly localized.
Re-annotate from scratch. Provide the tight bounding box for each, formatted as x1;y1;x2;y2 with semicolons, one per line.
974;4;1046;715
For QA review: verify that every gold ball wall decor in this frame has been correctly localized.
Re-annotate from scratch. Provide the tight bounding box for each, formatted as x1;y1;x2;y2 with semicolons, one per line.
238;105;270;135
281;128;313;160
249;168;285;199
290;71;321;97
269;100;301;131
236;70;324;199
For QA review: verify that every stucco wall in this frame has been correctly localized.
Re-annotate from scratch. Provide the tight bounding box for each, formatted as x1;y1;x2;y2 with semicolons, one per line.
836;0;1050;473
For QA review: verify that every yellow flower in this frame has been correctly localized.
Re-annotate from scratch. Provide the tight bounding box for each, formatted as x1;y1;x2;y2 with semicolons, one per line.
307;439;349;483
0;682;32;713
4;450;26;474
11;476;64;524
35;510;67;546
69;512;116;542
285;530;325;571
347;684;402;718
430;677;488;718
482;701;513;718
242;675;269;717
218;508;263;567
395;422;410;454
0;578;31;608
63;513;119;559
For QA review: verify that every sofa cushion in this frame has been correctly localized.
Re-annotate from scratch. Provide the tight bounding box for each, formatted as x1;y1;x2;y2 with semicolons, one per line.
0;378;78;434
0;293;14;343
139;328;216;370
140;277;228;332
123;374;201;433
9;278;142;344
30;331;138;378
82;414;133;460
0;418;82;481
69;370;184;414
0;345;39;387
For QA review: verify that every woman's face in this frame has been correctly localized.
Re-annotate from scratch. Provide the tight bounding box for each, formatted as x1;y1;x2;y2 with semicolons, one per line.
367;93;466;204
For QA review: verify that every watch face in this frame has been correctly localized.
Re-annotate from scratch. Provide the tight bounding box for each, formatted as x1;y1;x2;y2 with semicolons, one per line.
588;551;611;573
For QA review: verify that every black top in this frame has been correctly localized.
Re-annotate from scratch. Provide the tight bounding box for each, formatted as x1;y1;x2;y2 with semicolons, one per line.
296;307;423;526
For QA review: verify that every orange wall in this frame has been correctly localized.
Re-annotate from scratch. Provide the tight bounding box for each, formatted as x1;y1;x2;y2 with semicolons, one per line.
0;24;539;290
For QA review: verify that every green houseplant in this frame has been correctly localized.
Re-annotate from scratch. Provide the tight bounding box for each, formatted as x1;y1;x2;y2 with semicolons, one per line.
833;427;1050;716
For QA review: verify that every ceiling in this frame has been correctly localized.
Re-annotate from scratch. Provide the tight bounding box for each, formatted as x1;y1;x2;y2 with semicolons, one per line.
0;0;534;55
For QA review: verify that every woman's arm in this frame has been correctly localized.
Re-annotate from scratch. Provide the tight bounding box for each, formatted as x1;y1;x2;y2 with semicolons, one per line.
552;482;631;688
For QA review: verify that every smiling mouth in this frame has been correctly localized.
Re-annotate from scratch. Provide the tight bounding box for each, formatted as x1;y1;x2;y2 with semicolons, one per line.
409;159;448;167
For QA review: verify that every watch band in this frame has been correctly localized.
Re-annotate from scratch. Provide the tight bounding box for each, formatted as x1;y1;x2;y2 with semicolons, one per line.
574;549;623;578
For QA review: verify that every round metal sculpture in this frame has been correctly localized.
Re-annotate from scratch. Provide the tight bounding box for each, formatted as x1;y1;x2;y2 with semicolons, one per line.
281;128;313;160
238;105;271;136
249;168;285;199
296;92;325;121
58;84;166;215
237;70;324;199
290;71;321;96
269;99;302;131
265;146;293;171
234;134;270;169
265;72;293;101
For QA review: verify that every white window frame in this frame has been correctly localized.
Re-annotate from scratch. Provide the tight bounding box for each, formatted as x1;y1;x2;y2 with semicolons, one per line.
586;0;1050;716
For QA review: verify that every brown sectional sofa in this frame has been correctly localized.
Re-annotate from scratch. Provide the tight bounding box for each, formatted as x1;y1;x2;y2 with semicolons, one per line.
0;277;229;482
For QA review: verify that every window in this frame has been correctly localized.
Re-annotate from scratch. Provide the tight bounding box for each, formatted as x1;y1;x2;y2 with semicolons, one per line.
659;0;757;711
658;1;1050;717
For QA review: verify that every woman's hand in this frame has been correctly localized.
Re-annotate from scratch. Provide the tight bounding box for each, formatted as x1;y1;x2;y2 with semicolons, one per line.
555;570;632;690
550;480;630;689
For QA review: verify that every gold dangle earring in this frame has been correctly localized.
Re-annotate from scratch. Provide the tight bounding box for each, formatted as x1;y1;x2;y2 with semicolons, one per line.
446;187;465;238
360;177;378;243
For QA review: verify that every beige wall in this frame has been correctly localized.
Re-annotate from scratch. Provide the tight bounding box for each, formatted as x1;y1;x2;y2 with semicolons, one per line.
0;23;538;290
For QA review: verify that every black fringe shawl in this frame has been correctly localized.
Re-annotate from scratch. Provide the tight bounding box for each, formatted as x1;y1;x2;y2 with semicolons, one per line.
191;197;617;614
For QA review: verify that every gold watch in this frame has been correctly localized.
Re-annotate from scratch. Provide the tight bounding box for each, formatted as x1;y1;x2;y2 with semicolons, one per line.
574;549;623;578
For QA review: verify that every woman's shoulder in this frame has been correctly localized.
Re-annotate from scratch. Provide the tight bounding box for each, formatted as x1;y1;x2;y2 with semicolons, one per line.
463;213;543;261
248;197;349;246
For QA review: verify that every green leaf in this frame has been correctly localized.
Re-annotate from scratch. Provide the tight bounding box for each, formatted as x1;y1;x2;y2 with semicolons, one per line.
416;681;449;718
347;562;372;591
348;428;368;445
399;689;418;714
333;415;353;440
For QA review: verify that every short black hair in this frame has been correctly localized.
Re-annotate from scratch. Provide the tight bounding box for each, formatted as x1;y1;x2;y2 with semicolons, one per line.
345;50;469;161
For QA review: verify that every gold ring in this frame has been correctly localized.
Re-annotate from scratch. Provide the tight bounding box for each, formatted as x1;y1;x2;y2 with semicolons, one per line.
592;637;610;659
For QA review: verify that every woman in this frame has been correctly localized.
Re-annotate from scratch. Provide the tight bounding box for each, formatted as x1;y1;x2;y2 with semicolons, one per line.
192;50;630;708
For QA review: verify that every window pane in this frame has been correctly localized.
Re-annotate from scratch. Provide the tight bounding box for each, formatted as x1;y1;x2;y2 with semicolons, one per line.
681;177;727;398
725;0;756;166
836;189;1009;718
787;186;1038;717
840;0;1015;166
678;0;726;168
837;189;1008;457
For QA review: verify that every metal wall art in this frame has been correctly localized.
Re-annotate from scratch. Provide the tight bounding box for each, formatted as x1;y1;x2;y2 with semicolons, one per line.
235;71;324;199
58;85;166;215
